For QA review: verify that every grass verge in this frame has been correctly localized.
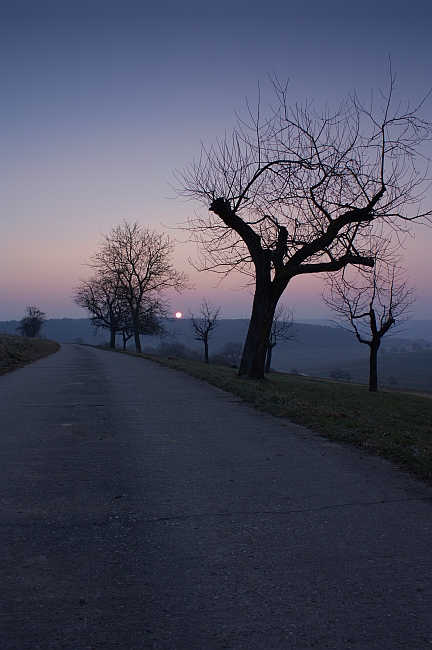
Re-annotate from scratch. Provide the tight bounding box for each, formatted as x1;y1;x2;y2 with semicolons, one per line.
0;334;60;377
113;351;431;483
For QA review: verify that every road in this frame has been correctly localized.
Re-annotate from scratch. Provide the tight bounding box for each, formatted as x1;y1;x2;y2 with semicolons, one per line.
0;344;431;649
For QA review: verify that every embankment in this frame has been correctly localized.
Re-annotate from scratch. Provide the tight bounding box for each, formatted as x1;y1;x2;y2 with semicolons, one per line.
0;334;60;376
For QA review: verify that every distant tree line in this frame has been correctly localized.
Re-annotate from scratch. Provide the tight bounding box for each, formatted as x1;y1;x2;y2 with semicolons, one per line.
143;338;244;368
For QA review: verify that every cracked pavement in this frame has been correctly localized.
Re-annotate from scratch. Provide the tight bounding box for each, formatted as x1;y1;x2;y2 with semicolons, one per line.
0;344;431;649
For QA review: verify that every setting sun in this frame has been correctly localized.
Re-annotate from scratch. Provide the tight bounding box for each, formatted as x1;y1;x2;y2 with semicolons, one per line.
175;311;182;319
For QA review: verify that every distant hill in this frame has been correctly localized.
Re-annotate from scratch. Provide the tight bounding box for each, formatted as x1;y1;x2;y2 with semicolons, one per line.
300;318;431;341
1;317;430;350
0;318;96;343
1;316;429;390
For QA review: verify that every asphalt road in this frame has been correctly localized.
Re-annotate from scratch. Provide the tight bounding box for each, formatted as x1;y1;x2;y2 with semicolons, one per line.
0;344;431;649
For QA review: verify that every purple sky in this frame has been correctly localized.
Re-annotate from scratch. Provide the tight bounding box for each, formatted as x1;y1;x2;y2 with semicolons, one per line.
1;0;431;321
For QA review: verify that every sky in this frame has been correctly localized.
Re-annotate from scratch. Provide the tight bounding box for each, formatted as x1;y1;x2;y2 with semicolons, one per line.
1;0;431;321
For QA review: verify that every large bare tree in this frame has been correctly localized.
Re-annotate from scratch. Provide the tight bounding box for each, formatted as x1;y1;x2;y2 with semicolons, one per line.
88;222;189;352
323;252;415;391
175;76;431;379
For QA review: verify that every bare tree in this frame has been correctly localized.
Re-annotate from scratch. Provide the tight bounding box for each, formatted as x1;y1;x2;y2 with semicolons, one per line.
88;222;189;352
175;74;431;379
72;274;128;348
329;367;353;382
17;306;46;338
72;273;166;349
220;341;243;367
265;305;297;374
323;254;415;391
211;342;243;367
188;299;220;364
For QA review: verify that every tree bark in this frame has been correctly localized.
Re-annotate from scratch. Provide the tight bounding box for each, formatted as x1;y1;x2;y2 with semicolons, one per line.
369;344;379;392
264;344;274;374
134;329;142;353
204;338;209;364
238;279;279;379
109;329;116;349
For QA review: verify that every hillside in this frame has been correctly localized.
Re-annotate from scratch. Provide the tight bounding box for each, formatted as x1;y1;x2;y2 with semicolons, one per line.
0;335;60;377
2;317;428;349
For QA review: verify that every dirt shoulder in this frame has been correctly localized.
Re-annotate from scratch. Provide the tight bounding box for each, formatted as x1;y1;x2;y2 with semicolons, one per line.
0;334;60;377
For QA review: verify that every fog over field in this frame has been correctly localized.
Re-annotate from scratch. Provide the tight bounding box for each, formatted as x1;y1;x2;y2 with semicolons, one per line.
2;318;430;391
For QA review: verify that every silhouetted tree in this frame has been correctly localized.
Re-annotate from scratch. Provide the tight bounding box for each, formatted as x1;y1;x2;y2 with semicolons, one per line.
73;272;166;349
88;222;189;352
188;299;220;364
265;305;297;374
175;74;431;379
323;253;415;391
72;274;128;348
17;306;46;338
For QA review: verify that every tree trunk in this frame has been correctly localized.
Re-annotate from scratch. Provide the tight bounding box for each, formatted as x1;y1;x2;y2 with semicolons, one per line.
369;344;379;392
132;311;142;353
134;329;142;353
264;345;273;374
109;329;116;349
204;338;209;364
239;280;279;379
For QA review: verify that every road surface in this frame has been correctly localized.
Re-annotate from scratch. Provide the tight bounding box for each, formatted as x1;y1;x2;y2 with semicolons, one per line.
0;344;431;649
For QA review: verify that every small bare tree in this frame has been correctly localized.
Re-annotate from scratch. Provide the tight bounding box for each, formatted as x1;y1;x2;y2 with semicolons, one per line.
17;306;46;338
329;367;353;382
220;341;243;367
265;305;297;373
175;74;431;379
88;222;189;352
211;342;244;367
188;299;220;364
323;254;415;391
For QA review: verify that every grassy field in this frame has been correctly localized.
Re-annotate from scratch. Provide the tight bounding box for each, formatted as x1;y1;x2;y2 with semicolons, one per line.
272;348;432;391
0;334;60;377
116;351;431;483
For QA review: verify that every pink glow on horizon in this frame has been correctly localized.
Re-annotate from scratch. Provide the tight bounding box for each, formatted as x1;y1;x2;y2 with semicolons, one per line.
0;4;430;322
